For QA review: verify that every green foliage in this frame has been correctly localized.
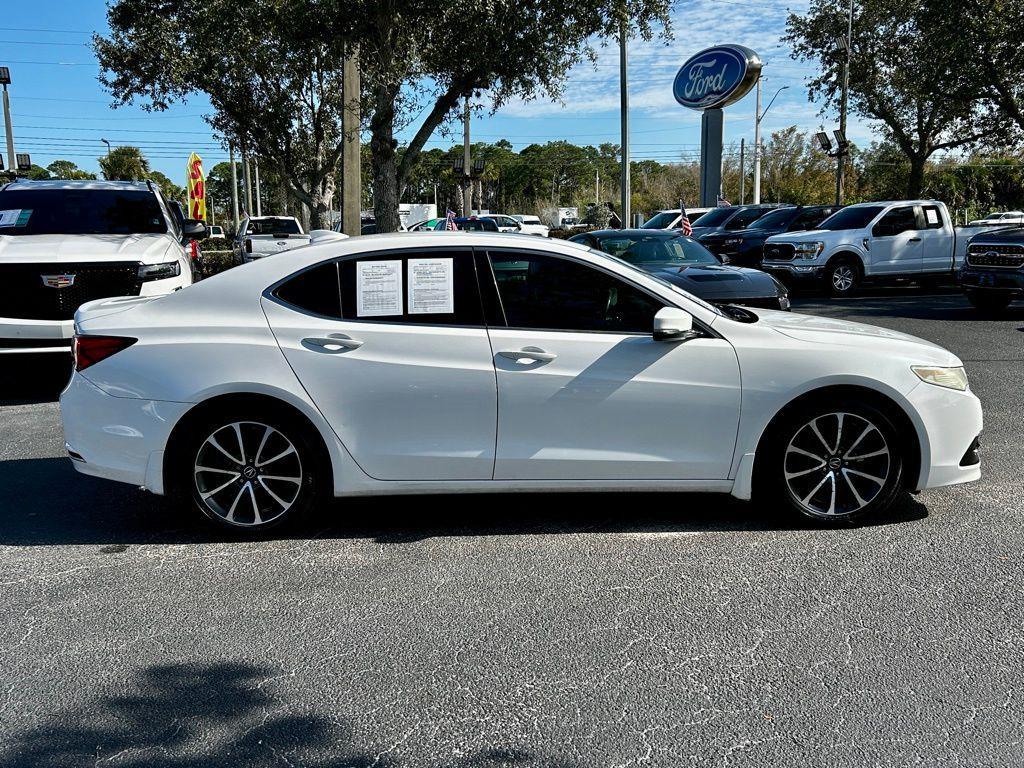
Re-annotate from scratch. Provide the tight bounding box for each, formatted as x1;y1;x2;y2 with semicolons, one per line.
98;146;150;181
147;170;186;204
46;160;97;180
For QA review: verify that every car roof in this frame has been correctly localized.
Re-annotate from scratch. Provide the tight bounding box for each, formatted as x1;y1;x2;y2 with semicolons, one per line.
2;179;150;191
580;228;681;239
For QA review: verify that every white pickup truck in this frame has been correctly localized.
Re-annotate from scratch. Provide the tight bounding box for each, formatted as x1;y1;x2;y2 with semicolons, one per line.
762;200;982;296
0;179;201;354
234;216;310;263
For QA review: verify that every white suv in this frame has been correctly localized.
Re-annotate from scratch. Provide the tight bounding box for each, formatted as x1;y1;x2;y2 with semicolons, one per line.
0;179;201;354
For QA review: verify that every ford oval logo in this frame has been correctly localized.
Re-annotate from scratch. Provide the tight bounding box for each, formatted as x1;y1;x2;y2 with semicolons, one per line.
673;45;762;111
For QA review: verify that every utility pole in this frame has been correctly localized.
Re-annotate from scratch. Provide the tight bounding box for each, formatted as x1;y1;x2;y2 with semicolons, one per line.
618;16;630;228
753;78;762;204
342;48;361;235
241;148;253;215
229;144;240;230
253;157;262;216
836;0;854;205
462;96;472;216
739;138;746;204
1;68;16;173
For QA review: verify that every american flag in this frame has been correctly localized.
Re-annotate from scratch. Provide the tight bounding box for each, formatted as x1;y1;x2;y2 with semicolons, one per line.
717;195;731;207
445;209;458;231
678;201;693;236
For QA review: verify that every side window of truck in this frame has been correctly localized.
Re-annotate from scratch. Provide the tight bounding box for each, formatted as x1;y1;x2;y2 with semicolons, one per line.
872;207;917;237
919;206;943;229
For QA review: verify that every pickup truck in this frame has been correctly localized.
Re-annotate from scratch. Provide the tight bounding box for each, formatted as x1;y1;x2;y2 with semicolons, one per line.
960;227;1024;313
762;200;981;297
234;216;310;263
0;179;203;354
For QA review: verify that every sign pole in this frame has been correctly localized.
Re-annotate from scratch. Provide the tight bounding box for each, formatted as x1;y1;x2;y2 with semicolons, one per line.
619;18;631;229
699;109;723;208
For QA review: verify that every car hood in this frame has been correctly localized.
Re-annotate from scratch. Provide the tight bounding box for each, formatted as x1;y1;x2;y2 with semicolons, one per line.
765;229;831;243
0;233;176;264
753;308;961;365
702;227;783;243
689;226;724;239
637;262;782;299
968;226;1024;243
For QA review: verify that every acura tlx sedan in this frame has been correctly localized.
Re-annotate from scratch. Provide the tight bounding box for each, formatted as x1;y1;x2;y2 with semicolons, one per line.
61;233;983;533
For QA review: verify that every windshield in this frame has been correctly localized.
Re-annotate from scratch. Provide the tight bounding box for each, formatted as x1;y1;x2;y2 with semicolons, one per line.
0;188;167;236
746;208;796;230
691;207;735;227
818;205;886;230
593;234;717;266
641;211;678;229
248;218;301;235
726;207;774;229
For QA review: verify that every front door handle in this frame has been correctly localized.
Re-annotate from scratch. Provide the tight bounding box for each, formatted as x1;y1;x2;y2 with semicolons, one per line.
497;346;557;363
302;333;364;352
908;237;922;242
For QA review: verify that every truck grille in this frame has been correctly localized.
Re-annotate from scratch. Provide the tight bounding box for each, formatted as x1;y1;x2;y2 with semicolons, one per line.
0;262;142;321
762;243;795;261
967;243;1024;269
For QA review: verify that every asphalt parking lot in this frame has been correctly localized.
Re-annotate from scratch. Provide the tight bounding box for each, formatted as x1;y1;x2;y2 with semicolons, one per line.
1;289;1021;767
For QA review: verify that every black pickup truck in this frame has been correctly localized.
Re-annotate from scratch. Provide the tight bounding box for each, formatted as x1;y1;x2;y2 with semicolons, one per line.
960;228;1024;312
700;205;842;268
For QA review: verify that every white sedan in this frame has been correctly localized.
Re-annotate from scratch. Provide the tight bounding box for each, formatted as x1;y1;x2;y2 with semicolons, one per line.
61;233;982;532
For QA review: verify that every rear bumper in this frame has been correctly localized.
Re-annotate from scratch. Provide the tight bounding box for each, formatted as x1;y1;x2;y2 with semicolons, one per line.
60;372;191;493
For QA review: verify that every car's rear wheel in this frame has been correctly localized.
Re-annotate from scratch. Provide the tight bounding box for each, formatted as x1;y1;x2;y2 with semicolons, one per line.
827;257;861;297
966;291;1013;314
185;414;320;532
757;401;904;524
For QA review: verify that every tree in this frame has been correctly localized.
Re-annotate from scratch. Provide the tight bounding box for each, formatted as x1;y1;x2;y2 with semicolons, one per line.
324;0;671;231
26;165;51;181
98;145;150;181
46;160;97;180
786;0;986;196
148;170;185;204
95;0;350;229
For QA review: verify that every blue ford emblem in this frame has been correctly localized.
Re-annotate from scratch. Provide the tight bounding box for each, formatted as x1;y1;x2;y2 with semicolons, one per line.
673;45;762;111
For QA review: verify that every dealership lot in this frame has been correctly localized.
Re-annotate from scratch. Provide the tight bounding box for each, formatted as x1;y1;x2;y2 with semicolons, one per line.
0;290;1021;767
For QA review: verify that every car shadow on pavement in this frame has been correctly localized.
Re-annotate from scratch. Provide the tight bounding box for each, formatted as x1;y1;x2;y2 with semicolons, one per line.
0;660;577;767
0;456;928;548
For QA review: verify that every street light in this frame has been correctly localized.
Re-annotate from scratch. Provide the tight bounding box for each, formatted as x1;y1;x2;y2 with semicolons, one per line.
753;81;789;204
101;138;111;156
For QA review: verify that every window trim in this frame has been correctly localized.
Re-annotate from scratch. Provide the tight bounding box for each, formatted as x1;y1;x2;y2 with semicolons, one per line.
264;245;487;329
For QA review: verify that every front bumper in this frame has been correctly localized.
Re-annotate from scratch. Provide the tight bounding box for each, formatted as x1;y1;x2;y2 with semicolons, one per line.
960;265;1024;296
0;317;75;353
906;380;983;490
761;262;825;283
60;372;191;493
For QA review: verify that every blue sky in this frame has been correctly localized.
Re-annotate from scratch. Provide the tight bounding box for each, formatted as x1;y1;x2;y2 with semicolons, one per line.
2;0;873;187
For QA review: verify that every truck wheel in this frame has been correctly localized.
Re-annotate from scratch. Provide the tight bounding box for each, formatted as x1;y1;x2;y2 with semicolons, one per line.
827;257;861;297
966;291;1012;315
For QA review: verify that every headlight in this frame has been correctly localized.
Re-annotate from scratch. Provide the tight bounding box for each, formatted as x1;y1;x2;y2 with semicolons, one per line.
793;242;825;260
138;261;182;281
912;365;969;391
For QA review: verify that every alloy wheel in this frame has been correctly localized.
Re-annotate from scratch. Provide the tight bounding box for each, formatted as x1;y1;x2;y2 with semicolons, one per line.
831;264;856;293
783;411;891;518
193;421;303;527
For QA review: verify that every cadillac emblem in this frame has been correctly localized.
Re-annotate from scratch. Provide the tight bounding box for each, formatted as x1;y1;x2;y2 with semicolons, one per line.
41;274;76;289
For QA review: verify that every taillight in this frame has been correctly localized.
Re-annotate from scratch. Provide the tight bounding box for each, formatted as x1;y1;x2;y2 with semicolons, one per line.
73;335;137;372
245;238;252;253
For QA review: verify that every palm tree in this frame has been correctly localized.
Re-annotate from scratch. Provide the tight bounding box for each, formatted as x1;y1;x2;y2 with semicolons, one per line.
98;146;150;181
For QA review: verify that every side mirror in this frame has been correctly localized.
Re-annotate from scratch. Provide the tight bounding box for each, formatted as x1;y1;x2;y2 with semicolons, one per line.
653;307;699;342
182;219;208;240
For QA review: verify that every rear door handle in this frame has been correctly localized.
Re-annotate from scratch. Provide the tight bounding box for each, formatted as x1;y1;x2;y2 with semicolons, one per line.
302;333;364;352
498;346;557;363
909;237;922;242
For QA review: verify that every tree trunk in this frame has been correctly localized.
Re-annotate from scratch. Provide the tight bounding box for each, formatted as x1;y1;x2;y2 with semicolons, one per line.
370;85;401;233
906;154;927;198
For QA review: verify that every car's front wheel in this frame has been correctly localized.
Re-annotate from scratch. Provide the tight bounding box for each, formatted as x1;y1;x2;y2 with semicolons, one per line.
756;401;905;524
826;257;862;297
184;413;321;532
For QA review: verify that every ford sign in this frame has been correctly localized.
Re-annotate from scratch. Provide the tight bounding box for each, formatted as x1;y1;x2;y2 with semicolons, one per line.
673;45;762;111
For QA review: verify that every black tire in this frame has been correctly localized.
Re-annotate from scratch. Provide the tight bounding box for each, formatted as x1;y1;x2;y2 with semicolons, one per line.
826;256;862;298
755;399;905;525
966;291;1012;315
176;406;322;533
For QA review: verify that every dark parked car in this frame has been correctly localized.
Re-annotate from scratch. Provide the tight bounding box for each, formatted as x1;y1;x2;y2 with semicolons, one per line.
960;227;1024;313
689;204;789;240
569;229;790;311
700;205;843;268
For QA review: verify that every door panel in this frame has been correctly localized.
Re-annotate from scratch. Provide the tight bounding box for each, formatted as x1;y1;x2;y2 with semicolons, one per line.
870;206;922;274
489;329;741;479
